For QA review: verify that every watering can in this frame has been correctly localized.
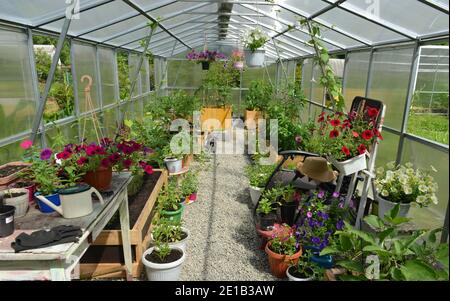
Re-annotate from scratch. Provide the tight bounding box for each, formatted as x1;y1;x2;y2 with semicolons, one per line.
35;184;104;219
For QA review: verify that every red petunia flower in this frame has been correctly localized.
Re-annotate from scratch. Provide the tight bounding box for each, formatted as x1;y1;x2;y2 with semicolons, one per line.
57;151;71;160
109;153;121;163
330;119;341;127
86;145;97;156
367;107;379;118
76;157;88;166
352;131;359;138
318;116;325;123
362;130;374;141
342;120;351;129
357;144;367;155
100;158;110;168
373;129;384;140
144;165;154;175
123;159;132;169
329;130;340;138
341;146;351;156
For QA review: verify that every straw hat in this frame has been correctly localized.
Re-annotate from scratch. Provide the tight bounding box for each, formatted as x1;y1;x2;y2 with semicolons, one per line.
296;157;337;183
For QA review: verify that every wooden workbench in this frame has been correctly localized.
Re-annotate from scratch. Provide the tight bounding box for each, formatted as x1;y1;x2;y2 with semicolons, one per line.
0;173;132;281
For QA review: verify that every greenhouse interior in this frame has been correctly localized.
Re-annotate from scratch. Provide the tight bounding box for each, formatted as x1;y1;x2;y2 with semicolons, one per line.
0;0;448;283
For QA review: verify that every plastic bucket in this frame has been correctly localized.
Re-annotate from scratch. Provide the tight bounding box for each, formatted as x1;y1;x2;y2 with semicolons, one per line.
35;192;61;213
0;205;15;237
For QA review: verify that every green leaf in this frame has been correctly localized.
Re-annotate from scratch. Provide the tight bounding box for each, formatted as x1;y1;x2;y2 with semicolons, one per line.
364;215;385;230
320;53;329;63
401;260;437;281
388;203;400;220
337;260;364;273
346;228;376;244
436;244;449;271
363;245;389;255
124;119;133;128
378;228;395;243
393;240;403;255
340;235;353;251
391;216;411;226
390;267;405;281
338;274;367;281
319;246;339;256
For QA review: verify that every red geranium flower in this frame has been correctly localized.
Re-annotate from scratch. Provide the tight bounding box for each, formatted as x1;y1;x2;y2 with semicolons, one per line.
362;130;374;141
367;107;379;118
329;130;340;138
341;146;351;156
357;144;367;155
77;157;88;166
330;119;341;127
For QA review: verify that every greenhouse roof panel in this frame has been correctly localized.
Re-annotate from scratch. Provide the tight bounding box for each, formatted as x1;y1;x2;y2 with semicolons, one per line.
0;0;447;57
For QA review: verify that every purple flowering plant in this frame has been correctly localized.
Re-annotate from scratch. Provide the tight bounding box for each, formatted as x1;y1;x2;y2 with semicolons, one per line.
269;224;300;256
296;190;346;251
186;49;227;63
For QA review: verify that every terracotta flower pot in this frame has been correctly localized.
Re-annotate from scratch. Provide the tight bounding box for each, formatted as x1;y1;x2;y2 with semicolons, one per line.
265;242;302;279
83;166;113;192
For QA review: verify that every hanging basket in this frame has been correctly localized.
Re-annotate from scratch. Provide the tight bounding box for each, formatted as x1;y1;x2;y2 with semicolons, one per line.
245;49;265;68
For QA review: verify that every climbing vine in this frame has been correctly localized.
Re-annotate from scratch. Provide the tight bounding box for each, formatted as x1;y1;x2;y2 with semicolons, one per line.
299;19;345;111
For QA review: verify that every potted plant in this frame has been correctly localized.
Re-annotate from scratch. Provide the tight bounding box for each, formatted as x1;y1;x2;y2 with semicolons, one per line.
244;80;273;126
256;198;277;231
275;186;299;226
186;49;227;70
0;193;15;238
287;250;324;281
2;188;29;218
374;162;439;218
151;218;190;252
142;242;186;281
320;204;449;281
245;163;275;206
242;27;269;67
162;145;184;174
8;180;36;205
296;190;346;268
180;172;198;204
231;49;245;70
21;146;63;213
157;182;184;222
265;224;302;278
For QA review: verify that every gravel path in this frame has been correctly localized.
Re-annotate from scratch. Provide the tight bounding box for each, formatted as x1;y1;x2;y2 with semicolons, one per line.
179;131;277;281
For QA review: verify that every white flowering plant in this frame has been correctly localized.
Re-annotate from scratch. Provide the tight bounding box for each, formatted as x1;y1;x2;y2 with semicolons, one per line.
374;162;438;207
242;27;269;52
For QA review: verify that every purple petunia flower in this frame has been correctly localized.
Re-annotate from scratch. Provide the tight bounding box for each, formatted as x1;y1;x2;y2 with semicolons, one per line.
338;202;345;209
322;213;329;220
308;219;315;228
317;190;325;199
40;148;52;160
306;211;313;219
317;211;323;218
336;220;345;230
332;192;340;198
312;237;321;245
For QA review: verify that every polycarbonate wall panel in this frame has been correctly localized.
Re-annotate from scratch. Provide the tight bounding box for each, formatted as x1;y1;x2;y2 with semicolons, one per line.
301;59;313;101
343;51;371;109
72;42;100;112
98;47;117;106
102;108;118;138
0;28;36;140
401;138;449;230
121;100;134;120
128;53;142;97
45;121;79;147
311;65;325;105
375;131;400;167
140;59;150;93
242;67;266;88
0;139;35;165
168;60;204;88
368;47;415;130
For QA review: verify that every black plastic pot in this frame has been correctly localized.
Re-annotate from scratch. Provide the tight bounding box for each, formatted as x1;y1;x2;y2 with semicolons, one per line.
0;205;15;238
281;202;298;226
259;213;277;231
201;61;210;70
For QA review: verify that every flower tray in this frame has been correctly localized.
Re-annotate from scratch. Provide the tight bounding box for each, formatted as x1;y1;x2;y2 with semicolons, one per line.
79;169;168;279
0;162;31;189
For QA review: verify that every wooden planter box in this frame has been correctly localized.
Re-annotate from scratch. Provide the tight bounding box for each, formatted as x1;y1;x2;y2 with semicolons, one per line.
79;169;168;279
0;162;30;189
201;107;232;131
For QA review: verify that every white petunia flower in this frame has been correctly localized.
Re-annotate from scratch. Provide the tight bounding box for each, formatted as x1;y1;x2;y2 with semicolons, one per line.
416;195;426;204
403;185;413;195
419;185;428;193
381;190;389;197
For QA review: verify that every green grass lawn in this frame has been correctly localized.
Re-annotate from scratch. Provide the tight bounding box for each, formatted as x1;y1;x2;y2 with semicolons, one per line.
407;114;449;145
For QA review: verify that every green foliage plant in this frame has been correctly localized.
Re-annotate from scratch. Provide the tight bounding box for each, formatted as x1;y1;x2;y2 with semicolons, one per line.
245;163;276;188
245;80;273;111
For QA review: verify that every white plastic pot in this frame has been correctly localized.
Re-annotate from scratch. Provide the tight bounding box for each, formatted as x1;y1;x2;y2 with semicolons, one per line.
3;188;29;218
376;193;411;219
249;186;263;207
143;246;186;281
244;49;265;68
286;266;314;281
164;158;183;174
329;153;367;176
151;227;190;253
